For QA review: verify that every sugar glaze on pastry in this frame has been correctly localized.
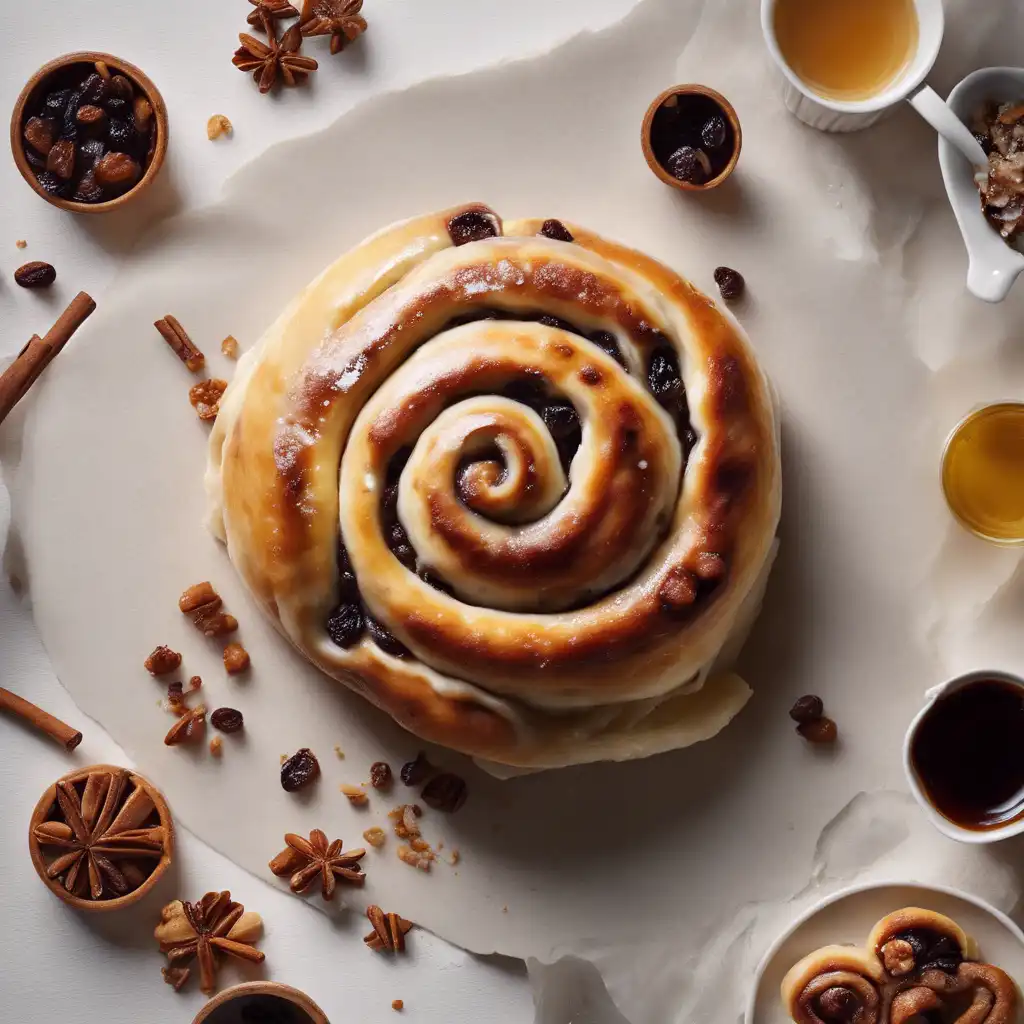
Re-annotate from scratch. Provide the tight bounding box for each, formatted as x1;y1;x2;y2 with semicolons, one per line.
207;204;781;768
781;907;1017;1024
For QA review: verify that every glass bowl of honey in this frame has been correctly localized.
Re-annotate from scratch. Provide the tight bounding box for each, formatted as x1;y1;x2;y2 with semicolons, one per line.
941;401;1024;544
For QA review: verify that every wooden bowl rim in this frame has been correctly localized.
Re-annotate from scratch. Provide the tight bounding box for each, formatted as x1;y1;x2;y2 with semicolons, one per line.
28;762;175;912
191;981;331;1024
10;50;169;215
640;83;743;192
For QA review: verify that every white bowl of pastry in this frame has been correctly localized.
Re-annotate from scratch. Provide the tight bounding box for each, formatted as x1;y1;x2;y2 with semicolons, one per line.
206;203;781;770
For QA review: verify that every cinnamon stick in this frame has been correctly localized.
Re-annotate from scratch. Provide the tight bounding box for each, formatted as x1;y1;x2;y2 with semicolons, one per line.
0;291;96;425
0;687;82;751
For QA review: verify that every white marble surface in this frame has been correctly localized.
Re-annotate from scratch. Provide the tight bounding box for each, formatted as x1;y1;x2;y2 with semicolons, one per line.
0;2;639;1021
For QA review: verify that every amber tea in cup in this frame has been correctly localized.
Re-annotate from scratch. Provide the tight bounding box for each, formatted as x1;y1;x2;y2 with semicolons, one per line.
942;402;1024;543
773;0;919;101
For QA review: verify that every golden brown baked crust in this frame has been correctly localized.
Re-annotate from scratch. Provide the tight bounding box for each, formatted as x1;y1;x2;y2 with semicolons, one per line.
208;204;781;767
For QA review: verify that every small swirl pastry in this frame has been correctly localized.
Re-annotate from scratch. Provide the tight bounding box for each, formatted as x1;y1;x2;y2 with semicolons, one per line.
890;963;1018;1024
868;907;976;978
781;946;887;1024
208;204;781;767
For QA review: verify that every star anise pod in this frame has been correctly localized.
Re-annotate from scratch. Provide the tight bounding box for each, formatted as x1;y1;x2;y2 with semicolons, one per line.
233;18;318;93
268;829;366;900
300;0;368;55
155;891;264;995
364;904;414;952
247;0;300;29
32;769;167;901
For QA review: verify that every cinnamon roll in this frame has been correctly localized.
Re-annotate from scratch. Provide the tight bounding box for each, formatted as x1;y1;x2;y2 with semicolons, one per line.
781;946;887;1024
207;204;781;767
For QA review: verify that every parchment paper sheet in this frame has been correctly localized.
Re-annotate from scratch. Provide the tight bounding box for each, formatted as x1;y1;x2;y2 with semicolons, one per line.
6;1;1024;1021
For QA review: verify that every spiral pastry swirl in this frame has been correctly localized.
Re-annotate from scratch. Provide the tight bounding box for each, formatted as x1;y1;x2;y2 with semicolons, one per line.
208;204;781;767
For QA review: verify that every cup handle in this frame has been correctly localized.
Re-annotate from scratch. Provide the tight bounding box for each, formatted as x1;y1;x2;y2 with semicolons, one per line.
907;84;988;168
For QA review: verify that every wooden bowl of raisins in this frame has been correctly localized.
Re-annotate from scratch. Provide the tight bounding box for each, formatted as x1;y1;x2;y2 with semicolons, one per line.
10;51;168;214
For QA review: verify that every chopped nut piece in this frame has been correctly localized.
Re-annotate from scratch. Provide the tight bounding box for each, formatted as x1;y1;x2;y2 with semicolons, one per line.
881;938;916;976
397;844;434;871
207;114;233;140
189;378;228;421
209;735;223;757
364;904;414;952
222;642;250;674
144;645;182;675
369;761;393;789
161;965;191;991
389;804;422;839
341;784;369;806
392;1000;404;1011
15;240;27;249
164;704;206;746
193;604;238;637
268;829;365;900
363;826;386;848
221;335;240;359
156;316;206;373
179;581;219;613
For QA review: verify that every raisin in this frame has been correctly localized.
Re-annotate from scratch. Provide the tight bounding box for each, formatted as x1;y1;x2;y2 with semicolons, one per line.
106;74;135;105
75;104;107;134
665;145;707;184
326;602;364;647
538;314;578;334
104;97;128;118
79;73;107;105
60;90;83;142
46;139;75;181
210;707;244;733
419;569;454;595
400;751;433;786
14;261;57;289
43;89;72;119
788;694;824;724
540;219;574;242
421;772;468;813
589;329;623;366
24;147;47;170
816;987;858;1022
133;96;153;134
35;171;68;198
541;402;580;440
797;717;838;744
700;114;727;151
366;615;409;658
648;347;683;405
78;138;106;166
106;118;135;152
281;747;320;791
369;761;393;789
896;931;929;963
447;210;499;246
713;266;745;301
388;522;417;570
23;116;56;156
94;151;141;191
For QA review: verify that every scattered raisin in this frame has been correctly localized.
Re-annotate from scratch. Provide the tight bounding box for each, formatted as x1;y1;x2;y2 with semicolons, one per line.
210;707;244;733
538;314;577;333
647;347;683;405
797;716;838;744
789;694;824;724
539;219;574;242
106;74;135;105
281;747;320;791
816;988;858;1021
400;751;433;786
666;145;709;184
327;602;364;647
700;114;727;151
14;261;56;289
370;762;393;789
144;645;182;675
387;522;417;571
421;773;468;813
447;210;499;246
223;642;250;674
713;266;745;301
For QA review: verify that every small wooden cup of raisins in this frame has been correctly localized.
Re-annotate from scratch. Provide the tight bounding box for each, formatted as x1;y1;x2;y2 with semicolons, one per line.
641;84;742;193
10;51;168;214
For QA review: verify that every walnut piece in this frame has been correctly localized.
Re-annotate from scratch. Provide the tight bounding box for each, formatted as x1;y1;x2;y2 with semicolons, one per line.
179;582;238;636
389;804;422;839
179;582;219;613
221;335;240;359
881;938;916;977
341;784;369;806
223;642;250;674
189;378;228;421
397;844;434;872
144;645;182;675
207;114;233;140
363;826;386;848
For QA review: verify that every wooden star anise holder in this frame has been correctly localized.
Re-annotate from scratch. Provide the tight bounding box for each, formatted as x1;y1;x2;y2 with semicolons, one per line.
28;763;174;911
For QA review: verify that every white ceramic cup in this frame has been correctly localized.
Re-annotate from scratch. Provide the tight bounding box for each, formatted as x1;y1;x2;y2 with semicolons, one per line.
760;0;951;134
903;668;1024;844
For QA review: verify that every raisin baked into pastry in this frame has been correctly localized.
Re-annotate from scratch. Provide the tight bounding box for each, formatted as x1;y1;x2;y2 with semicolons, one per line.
207;204;781;768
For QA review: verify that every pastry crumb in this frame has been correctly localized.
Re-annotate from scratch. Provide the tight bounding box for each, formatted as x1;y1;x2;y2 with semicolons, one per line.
280;754;288;764
207;114;233;140
334;745;345;759
502;905;508;913
449;848;460;865
15;239;27;249
392;999;404;1011
209;735;223;757
221;335;239;359
363;826;386;848
341;783;369;806
223;641;250;674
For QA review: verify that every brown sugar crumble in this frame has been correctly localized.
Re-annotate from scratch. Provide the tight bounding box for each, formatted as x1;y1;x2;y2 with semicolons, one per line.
189;378;228;421
389;804;422;839
209;735;223;757
363;826;386;848
341;784;369;807
179;581;238;637
221;335;240;359
144;645;182;675
222;641;250;674
392;1000;404;1011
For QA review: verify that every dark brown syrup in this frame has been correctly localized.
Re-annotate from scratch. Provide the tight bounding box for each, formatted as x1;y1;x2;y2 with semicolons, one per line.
910;678;1024;830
